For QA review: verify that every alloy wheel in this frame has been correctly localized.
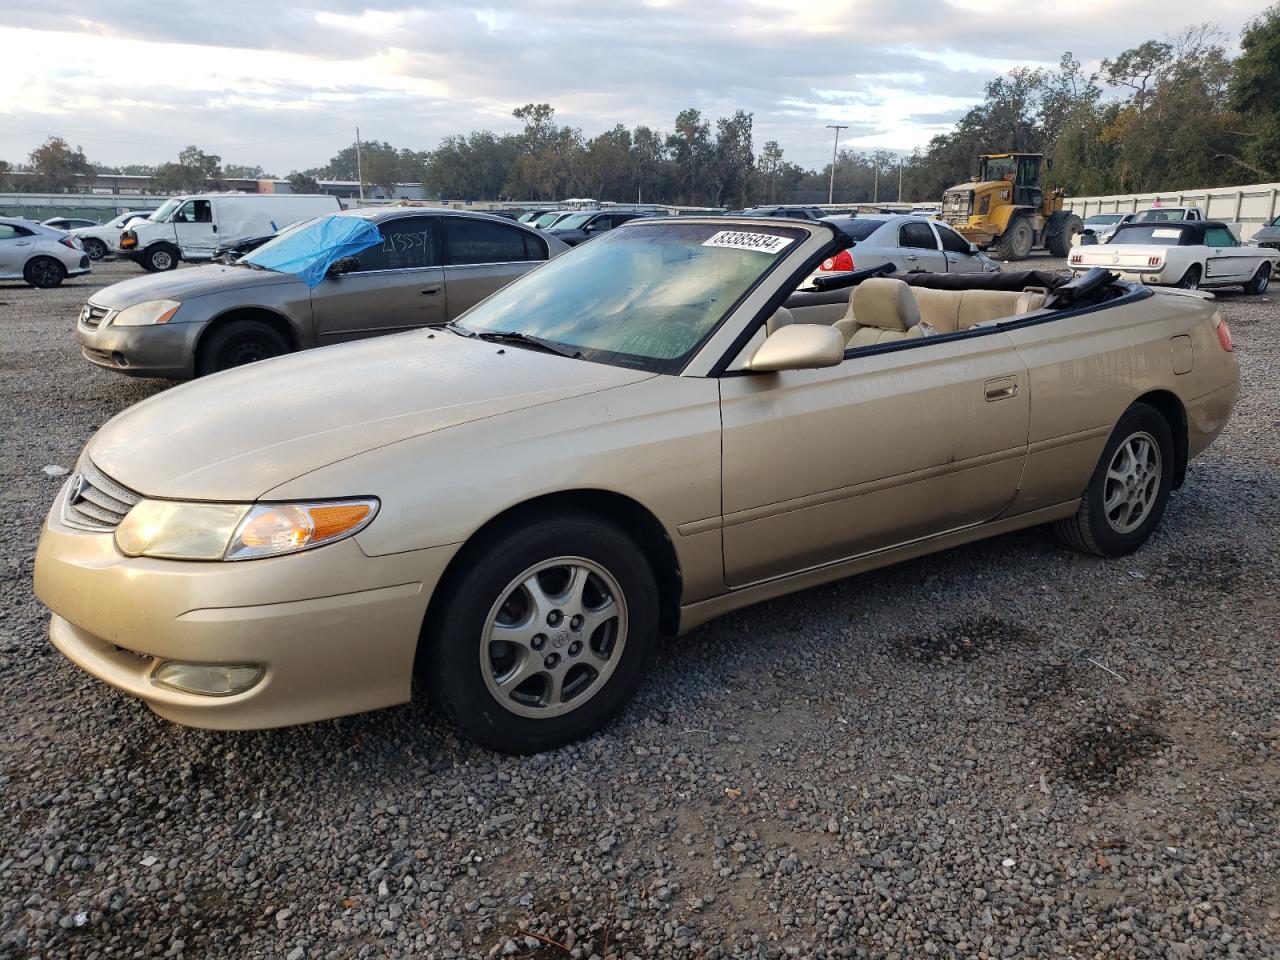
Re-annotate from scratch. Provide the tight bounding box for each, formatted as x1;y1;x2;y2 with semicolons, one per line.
1103;431;1162;534
481;557;627;719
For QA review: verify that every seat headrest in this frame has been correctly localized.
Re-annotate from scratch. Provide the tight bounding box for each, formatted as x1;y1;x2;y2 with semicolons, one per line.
851;277;920;332
766;306;796;336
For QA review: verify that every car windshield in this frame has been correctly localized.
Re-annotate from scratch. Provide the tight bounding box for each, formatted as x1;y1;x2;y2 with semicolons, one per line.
1132;209;1185;223
1085;214;1123;225
1109;225;1187;245
553;213;593;230
534;212;566;228
828;218;884;242
452;221;805;374
150;198;182;222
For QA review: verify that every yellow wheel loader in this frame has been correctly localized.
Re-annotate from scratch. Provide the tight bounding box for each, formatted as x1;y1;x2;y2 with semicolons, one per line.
940;153;1082;261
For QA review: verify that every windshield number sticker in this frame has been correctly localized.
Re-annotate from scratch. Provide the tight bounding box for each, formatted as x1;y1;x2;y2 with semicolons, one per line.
1152;228;1182;239
702;231;794;255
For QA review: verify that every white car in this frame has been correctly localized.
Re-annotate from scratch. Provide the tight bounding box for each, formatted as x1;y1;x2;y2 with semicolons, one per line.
0;217;92;288
1068;220;1277;293
41;217;101;232
68;211;154;261
804;214;999;286
118;193;341;271
1079;213;1133;245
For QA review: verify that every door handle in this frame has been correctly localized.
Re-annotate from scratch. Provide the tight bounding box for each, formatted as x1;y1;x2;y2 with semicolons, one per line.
905;254;918;261
984;377;1019;401
420;286;441;296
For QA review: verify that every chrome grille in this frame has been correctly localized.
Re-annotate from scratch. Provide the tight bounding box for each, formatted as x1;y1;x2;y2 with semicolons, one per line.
61;460;141;532
79;303;112;329
942;191;972;227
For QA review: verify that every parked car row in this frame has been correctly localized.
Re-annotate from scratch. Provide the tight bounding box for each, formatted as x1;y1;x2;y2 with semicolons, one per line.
35;213;1241;754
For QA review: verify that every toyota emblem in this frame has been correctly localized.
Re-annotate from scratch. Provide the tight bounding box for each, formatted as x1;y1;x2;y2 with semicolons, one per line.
66;473;86;505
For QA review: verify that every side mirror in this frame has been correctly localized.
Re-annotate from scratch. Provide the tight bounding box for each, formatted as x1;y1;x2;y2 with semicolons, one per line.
327;256;359;277
968;242;979;254
746;324;845;373
583;224;596;233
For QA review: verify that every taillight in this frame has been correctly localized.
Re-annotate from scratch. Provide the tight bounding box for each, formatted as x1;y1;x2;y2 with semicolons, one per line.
821;250;855;272
1147;255;1162;267
1215;314;1233;352
59;237;76;249
1070;253;1083;264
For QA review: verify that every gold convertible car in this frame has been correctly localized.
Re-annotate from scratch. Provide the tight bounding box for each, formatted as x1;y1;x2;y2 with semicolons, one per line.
35;218;1239;753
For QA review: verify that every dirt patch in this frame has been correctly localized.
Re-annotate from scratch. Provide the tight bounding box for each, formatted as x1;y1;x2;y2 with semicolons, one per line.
896;615;1038;663
1154;546;1249;595
1059;716;1169;788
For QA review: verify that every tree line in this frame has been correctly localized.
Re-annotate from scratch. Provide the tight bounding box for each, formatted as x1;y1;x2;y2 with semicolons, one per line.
5;5;1276;206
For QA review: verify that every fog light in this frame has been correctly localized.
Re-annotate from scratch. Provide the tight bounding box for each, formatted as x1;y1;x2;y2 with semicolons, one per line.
152;661;263;696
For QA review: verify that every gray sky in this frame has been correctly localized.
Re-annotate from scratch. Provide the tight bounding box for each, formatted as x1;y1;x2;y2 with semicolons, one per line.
1;0;1268;174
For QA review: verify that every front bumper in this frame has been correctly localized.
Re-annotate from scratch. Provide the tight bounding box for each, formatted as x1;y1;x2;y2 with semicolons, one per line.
34;493;456;729
76;315;204;379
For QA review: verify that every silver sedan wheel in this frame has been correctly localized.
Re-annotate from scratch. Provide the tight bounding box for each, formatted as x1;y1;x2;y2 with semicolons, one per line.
1104;431;1161;534
481;557;628;719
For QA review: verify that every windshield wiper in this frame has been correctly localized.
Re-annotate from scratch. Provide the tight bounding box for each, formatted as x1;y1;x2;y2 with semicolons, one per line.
451;324;582;359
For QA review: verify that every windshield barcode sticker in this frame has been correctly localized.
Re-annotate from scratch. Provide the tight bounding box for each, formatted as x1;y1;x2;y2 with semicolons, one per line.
702;231;794;254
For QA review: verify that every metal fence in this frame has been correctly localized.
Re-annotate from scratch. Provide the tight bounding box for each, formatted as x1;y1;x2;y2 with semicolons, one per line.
0;193;170;223
1064;182;1280;240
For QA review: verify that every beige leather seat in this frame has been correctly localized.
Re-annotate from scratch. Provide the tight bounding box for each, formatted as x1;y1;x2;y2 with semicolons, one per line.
840;278;925;347
912;287;1047;334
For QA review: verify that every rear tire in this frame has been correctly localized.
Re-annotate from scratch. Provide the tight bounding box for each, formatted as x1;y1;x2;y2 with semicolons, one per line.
24;257;66;288
422;512;659;753
196;319;290;376
992;216;1034;261
1243;262;1271;295
1054;402;1174;558
82;238;108;261
1045;212;1083;258
1177;265;1201;290
144;244;179;272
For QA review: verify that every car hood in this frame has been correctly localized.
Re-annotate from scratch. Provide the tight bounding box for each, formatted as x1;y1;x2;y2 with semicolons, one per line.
1253;224;1280;241
85;330;654;500
90;264;302;308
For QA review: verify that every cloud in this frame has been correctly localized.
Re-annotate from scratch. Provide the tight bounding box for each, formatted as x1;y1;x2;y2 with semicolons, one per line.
0;1;1265;175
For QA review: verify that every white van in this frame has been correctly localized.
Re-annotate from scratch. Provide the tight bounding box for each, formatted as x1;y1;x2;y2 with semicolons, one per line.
117;193;341;271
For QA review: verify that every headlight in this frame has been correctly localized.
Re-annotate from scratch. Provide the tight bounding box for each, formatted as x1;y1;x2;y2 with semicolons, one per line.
111;299;181;327
115;498;378;561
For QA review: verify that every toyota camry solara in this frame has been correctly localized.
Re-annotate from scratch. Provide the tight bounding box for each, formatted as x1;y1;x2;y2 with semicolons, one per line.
35;217;1239;753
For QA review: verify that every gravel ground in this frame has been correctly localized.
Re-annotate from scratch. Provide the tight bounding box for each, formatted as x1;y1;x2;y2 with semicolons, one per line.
1;257;1277;959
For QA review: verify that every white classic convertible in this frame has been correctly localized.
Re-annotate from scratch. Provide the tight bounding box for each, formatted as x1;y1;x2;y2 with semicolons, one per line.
1069;220;1277;293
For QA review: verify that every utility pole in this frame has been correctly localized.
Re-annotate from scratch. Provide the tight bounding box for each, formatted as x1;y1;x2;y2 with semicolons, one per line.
873;157;879;205
898;159;904;203
355;126;365;202
826;125;847;205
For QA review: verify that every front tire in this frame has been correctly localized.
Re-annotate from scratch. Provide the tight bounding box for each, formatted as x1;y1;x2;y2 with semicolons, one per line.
1243;262;1271;295
992;216;1034;261
144;244;179;272
196;319;290;376
1045;212;1083;258
423;513;659;753
82;238;108;261
1054;402;1174;557
24;257;66;288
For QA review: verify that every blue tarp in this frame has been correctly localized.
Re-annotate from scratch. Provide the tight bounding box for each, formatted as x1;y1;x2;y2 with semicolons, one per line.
243;215;382;288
